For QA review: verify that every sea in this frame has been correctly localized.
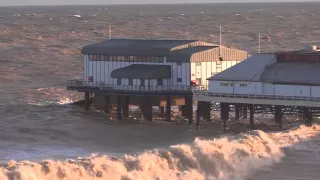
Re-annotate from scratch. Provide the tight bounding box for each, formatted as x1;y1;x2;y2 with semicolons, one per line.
0;2;320;180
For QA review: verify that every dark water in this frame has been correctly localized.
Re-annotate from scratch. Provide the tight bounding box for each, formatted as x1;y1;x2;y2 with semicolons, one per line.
0;2;320;179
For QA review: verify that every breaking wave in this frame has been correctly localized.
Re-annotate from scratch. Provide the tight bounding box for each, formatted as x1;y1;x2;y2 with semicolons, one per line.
24;87;80;106
0;125;319;180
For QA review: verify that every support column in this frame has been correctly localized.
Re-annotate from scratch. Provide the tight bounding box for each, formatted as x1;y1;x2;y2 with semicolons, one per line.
181;105;188;117
235;104;240;121
203;102;211;122
165;96;171;122
185;96;193;124
275;105;282;129
84;92;90;111
220;103;229;132
140;101;145;118
145;97;153;121
303;107;313;127
248;104;254;129
104;96;111;114
242;105;247;119
196;102;200;129
308;110;313;127
122;96;129;118
116;96;122;120
160;106;165;116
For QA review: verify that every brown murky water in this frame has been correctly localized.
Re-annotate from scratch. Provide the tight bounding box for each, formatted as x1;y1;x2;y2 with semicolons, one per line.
0;2;320;179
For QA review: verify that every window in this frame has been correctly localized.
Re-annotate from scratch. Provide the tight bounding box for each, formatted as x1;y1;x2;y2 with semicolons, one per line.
140;79;145;87
239;84;247;87
196;78;201;85
196;62;201;66
177;62;182;66
117;78;121;85
177;78;182;82
220;83;229;86
128;79;133;86
157;78;163;86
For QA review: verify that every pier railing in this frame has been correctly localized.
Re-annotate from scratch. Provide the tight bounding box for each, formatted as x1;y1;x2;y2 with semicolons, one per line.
67;80;201;93
193;90;320;102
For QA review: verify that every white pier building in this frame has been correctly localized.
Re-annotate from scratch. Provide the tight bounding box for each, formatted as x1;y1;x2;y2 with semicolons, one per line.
194;44;320;129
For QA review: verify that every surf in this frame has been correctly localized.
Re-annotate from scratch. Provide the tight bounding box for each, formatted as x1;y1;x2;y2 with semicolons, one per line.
0;125;319;180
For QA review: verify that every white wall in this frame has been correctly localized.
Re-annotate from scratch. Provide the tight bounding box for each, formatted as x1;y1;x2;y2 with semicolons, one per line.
311;87;320;97
234;82;262;94
83;55;191;91
191;61;239;88
208;80;262;94
208;80;320;98
274;84;310;97
208;81;234;94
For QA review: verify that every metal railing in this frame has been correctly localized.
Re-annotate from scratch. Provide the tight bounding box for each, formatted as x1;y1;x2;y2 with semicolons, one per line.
67;80;196;93
193;90;320;102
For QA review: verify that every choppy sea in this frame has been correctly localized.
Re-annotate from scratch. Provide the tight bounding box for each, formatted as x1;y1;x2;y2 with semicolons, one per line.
0;2;320;179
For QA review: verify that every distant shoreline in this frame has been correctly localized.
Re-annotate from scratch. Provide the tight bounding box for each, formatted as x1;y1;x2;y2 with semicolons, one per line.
1;1;320;8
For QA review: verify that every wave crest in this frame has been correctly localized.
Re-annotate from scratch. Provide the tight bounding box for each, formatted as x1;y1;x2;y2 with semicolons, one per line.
0;125;319;180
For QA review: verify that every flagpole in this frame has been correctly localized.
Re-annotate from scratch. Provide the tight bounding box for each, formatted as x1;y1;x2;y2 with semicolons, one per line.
258;33;261;53
109;25;112;40
220;25;222;47
219;25;222;56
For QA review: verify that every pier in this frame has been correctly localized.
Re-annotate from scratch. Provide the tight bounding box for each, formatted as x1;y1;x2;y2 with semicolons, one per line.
67;39;320;131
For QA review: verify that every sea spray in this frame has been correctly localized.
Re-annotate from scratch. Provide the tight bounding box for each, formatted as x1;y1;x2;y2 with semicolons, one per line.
0;125;319;180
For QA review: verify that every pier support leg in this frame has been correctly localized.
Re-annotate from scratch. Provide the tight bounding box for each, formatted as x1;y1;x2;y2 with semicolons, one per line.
235;104;240;121
308;111;313;127
196;102;200;129
104;96;111;115
242;106;247;119
140;100;145;118
203;102;211;122
248;104;254;129
181;105;187;117
145;97;153;121
84;92;90;111
160;106;165;116
185;96;193;124
165;96;171;122
221;103;229;132
275;105;282;129
303;107;313;127
122;96;129;118
117;96;122;120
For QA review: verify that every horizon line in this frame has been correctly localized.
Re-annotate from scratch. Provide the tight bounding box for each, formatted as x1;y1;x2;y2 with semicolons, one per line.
1;1;320;7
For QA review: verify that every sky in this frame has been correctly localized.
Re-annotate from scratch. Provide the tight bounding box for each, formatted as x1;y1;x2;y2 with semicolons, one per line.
0;0;319;6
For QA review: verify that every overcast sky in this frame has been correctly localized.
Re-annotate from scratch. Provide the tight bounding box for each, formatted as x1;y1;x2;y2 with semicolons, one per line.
1;0;319;6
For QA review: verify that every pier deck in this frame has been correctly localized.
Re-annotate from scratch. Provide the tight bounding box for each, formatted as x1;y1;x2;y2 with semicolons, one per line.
193;90;320;107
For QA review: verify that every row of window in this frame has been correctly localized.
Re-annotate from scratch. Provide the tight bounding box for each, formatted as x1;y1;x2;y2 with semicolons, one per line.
88;55;165;63
115;78;183;86
195;61;221;66
220;83;247;87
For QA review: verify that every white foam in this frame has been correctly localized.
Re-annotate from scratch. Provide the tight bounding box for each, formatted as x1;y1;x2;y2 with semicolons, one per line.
0;125;319;180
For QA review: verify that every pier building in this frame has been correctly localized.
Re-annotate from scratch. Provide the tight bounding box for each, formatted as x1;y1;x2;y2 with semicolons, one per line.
194;44;320;130
67;38;248;122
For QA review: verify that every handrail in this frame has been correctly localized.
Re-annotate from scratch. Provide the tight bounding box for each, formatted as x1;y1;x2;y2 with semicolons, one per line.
67;80;195;92
193;90;320;102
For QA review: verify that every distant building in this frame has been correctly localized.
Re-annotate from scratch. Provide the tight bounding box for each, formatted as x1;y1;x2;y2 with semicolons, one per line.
208;44;320;98
68;39;248;93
